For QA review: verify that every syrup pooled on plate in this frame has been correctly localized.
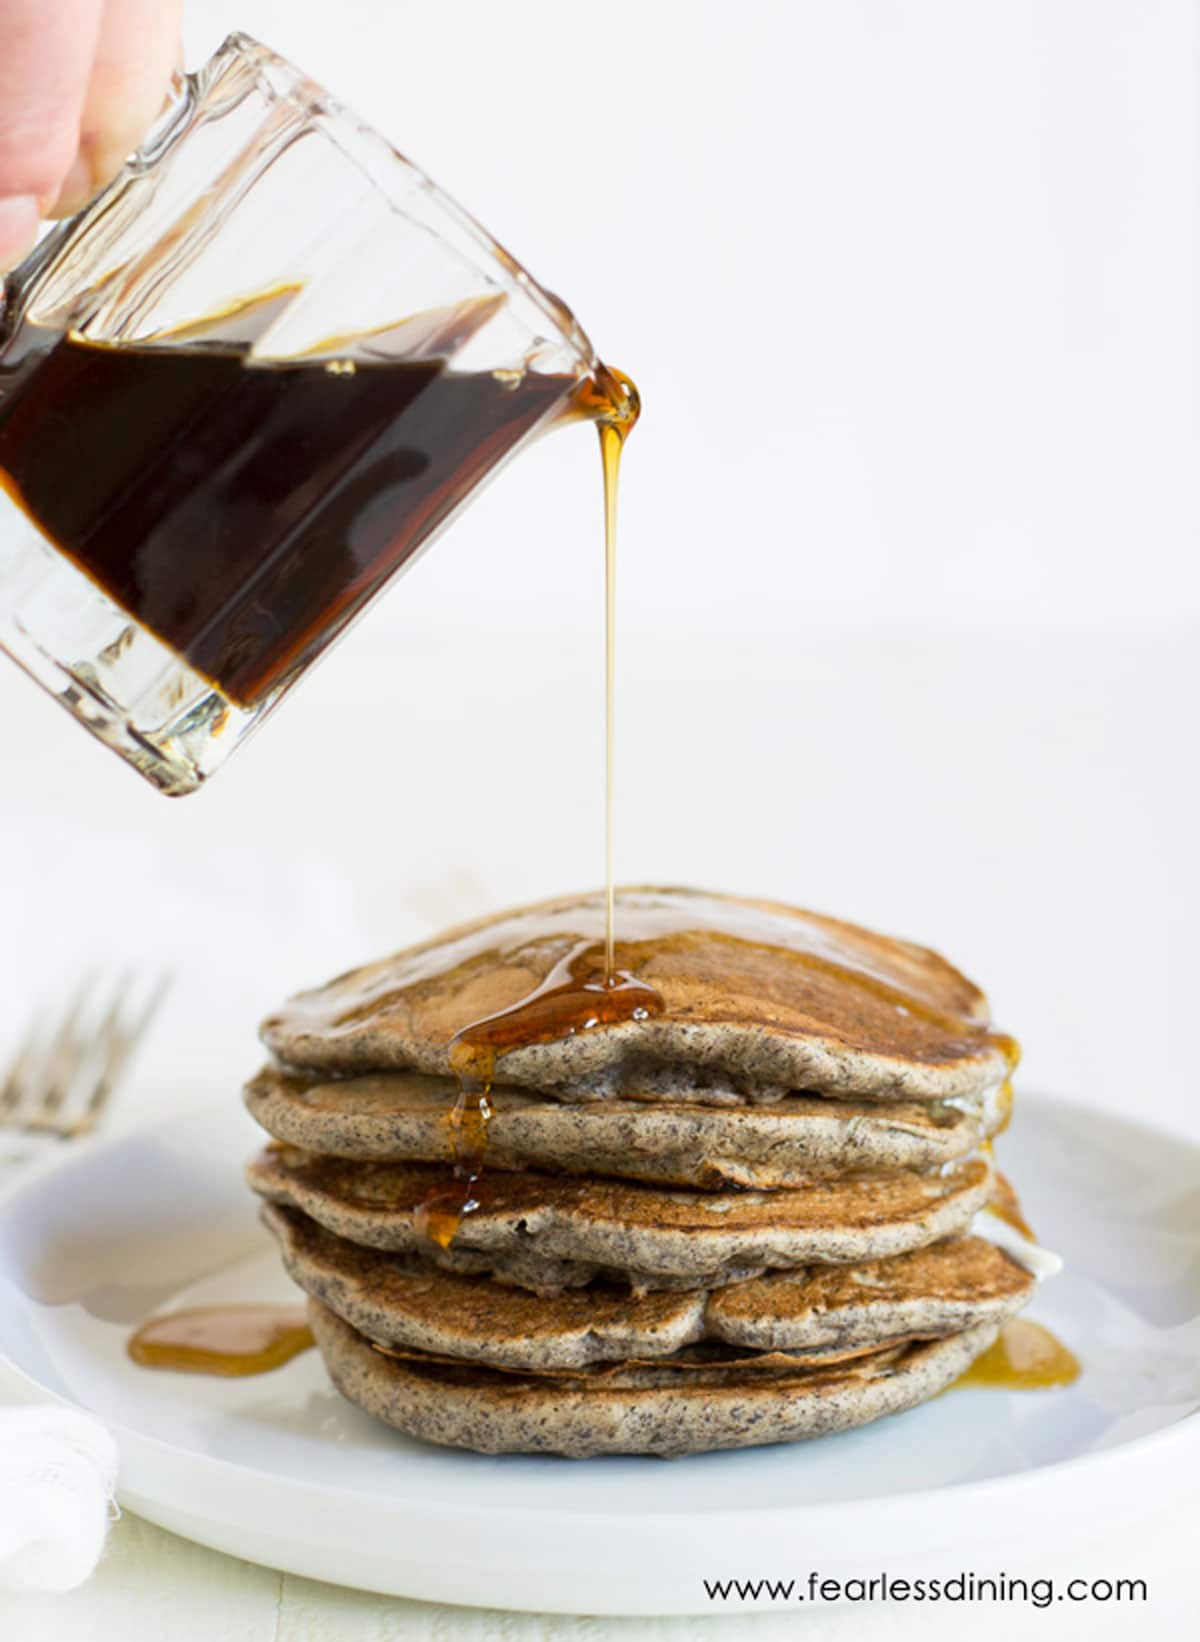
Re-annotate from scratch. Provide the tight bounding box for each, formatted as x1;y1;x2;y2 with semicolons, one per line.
954;1319;1080;1392
127;1304;314;1376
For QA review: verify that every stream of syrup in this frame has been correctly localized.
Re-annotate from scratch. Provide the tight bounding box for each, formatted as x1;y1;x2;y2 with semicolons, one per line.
568;360;640;972
598;384;637;977
413;365;646;1250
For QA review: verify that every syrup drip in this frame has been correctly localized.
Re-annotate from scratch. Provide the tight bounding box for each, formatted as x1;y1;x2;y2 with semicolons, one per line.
981;1157;1037;1241
127;1304;314;1376
415;944;664;1250
955;1319;1080;1391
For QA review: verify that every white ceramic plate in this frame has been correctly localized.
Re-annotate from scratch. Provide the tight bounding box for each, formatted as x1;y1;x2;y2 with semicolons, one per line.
0;1095;1197;1616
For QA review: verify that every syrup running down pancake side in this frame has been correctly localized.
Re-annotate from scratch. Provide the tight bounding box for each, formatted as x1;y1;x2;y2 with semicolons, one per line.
264;887;1022;1252
415;948;665;1249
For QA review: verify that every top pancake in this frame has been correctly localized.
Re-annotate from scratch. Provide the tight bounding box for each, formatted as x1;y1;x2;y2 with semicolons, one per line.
261;886;1014;1101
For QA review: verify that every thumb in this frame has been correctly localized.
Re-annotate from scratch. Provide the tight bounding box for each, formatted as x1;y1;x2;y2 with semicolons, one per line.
50;0;185;219
0;0;103;267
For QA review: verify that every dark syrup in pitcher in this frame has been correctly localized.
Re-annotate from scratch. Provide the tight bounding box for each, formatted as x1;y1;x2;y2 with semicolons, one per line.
0;291;631;706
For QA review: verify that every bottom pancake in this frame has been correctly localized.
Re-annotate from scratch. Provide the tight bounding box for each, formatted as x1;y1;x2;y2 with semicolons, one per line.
308;1298;999;1458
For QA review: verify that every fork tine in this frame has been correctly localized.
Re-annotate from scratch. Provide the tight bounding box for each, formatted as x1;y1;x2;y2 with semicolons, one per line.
50;970;132;1130
36;970;99;1118
76;970;172;1131
0;1009;44;1118
95;970;134;1053
2;970;170;1142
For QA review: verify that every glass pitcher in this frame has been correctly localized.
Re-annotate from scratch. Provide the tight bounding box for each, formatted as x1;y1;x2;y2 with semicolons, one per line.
0;33;630;795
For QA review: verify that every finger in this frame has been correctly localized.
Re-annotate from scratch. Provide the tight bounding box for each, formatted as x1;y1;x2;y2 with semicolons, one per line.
49;0;184;218
0;196;41;271
0;0;104;265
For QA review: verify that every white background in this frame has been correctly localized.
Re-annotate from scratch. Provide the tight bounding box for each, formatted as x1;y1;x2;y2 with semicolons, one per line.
1;1;1196;1636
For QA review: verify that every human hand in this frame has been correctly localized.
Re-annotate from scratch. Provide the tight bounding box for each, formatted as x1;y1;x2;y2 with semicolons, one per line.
0;0;183;269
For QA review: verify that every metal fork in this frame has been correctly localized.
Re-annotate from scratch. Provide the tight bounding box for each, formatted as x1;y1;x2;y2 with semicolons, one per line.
0;973;170;1162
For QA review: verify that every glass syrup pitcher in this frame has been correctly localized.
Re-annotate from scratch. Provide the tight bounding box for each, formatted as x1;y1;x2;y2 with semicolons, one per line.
0;33;633;795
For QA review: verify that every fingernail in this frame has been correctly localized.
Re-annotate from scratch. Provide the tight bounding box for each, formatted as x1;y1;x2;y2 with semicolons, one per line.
46;151;95;221
0;195;40;271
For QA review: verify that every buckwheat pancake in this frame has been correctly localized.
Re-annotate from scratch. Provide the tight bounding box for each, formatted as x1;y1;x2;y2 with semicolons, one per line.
260;887;1015;1102
247;1146;993;1291
308;1298;1001;1457
365;1339;914;1381
245;1065;1008;1188
263;1202;1035;1371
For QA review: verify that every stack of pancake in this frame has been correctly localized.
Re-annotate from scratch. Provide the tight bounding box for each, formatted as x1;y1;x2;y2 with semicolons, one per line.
245;887;1058;1457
